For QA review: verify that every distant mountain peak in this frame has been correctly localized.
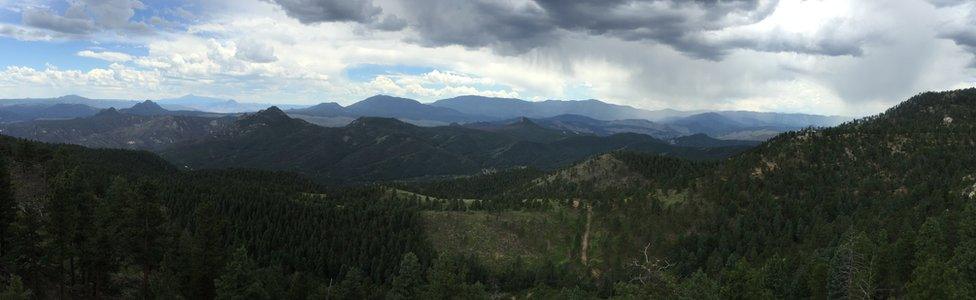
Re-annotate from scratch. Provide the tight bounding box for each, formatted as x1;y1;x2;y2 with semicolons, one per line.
122;100;170;116
135;100;164;109
57;94;89;101
361;94;421;104
311;102;343;109
260;106;286;116
238;106;294;126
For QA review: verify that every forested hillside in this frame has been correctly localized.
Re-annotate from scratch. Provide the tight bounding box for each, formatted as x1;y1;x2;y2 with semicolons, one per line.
0;136;432;299
162;109;747;182
397;88;976;298
1;88;974;299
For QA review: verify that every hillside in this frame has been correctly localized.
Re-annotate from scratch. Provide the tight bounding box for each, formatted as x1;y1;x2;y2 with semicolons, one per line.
433;95;847;128
0;134;429;299
670;133;760;148
0;103;101;123
660;88;976;298
463;117;585;143
2;88;974;299
0;95;137;109
346;95;483;123
0;108;234;151
432;95;667;120
467;114;687;140
119;100;219;117
2;106;738;182
404;88;976;298
160;108;749;182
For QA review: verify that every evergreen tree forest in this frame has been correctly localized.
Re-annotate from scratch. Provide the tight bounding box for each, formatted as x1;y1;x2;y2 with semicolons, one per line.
1;88;976;298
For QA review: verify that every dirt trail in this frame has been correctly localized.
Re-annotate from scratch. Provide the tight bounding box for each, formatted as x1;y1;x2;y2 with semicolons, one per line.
581;204;593;265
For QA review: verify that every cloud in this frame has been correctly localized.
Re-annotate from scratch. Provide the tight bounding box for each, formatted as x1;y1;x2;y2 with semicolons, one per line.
931;1;976;67
17;0;152;38
235;39;278;63
928;0;969;7
0;23;66;41
267;0;404;31
396;1;556;54
534;0;778;58
366;70;519;99
1;0;974;117
385;0;874;60
21;7;96;35
77;50;134;62
0;64;162;97
370;14;406;31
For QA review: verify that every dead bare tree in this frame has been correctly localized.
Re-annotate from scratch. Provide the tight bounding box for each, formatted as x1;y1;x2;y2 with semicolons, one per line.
628;243;675;286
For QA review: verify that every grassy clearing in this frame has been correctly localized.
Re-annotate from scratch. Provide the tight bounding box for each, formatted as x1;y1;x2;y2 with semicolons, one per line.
421;209;585;269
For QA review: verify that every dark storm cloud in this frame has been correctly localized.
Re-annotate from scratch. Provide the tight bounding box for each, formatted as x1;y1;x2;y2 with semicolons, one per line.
273;0;871;60
400;1;557;54
536;0;772;35
394;0;770;57
269;0;381;23
268;0;405;31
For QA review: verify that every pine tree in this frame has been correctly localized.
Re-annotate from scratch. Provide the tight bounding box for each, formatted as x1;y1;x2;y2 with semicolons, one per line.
953;203;976;284
677;270;720;300
335;268;371;299
906;258;973;299
424;256;487;300
216;247;269;300
187;200;227;300
721;258;773;300
120;180;169;298
87;177;134;298
388;252;423;300
43;169;86;298
4;209;43;298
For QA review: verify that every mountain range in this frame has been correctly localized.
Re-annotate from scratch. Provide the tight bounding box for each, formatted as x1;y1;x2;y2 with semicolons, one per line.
0;102;752;181
0;94;849;141
161;108;750;181
0;94;305;114
288;95;850;140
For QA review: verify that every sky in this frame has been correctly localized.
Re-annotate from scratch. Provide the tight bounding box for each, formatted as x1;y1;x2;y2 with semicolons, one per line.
0;0;974;116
